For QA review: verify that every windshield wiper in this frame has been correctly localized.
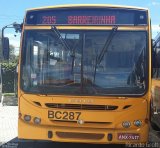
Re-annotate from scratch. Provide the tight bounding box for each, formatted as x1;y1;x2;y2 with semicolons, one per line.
93;26;118;82
51;26;71;51
97;26;118;64
51;26;77;74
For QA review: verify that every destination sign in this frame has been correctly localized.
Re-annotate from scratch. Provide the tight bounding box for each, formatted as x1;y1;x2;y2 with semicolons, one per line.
25;8;147;25
41;15;116;25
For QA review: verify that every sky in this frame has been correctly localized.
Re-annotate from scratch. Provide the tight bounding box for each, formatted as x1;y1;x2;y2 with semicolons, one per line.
0;0;160;55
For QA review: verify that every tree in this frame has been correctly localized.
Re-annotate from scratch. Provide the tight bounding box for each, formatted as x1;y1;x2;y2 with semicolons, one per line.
9;44;15;60
0;30;3;62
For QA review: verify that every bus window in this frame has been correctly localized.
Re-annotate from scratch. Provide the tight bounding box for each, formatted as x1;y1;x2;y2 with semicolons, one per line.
21;30;147;95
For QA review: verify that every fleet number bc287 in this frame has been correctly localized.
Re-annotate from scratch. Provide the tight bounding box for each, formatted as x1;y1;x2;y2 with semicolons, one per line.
48;111;81;121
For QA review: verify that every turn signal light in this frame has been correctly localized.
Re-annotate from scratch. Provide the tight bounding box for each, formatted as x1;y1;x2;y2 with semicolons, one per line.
19;113;22;118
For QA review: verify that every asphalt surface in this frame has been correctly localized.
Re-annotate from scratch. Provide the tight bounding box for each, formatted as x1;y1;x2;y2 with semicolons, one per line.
0;96;160;148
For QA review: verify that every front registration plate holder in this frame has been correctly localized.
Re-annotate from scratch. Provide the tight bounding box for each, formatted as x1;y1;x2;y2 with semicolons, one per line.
118;133;140;140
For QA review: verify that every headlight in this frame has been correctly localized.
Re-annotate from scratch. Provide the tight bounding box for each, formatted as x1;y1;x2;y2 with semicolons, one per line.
34;117;41;124
24;115;31;122
122;121;131;128
134;120;142;127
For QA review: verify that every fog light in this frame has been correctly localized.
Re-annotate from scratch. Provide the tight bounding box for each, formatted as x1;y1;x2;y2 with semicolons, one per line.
34;117;41;124
24;115;31;122
48;131;53;139
122;121;131;128
134;120;142;127
107;133;113;141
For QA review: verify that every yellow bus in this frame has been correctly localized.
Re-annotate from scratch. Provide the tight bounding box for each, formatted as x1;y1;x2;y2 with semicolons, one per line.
17;4;151;144
151;33;160;130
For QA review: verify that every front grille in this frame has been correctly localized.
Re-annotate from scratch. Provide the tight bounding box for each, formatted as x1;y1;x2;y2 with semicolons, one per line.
45;103;118;111
51;120;112;125
56;132;105;140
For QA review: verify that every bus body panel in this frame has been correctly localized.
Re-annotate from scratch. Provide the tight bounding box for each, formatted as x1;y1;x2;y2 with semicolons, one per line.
18;94;149;143
18;119;149;144
18;4;151;144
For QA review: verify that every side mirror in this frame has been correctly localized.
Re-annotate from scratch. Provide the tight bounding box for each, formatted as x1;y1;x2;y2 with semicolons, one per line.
16;64;19;73
2;37;10;60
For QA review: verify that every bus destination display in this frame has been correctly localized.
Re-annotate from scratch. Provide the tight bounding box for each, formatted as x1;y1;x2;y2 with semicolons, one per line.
26;8;147;25
42;15;116;25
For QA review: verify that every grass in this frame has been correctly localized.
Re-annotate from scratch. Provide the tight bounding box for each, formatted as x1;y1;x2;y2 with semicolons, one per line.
2;93;18;106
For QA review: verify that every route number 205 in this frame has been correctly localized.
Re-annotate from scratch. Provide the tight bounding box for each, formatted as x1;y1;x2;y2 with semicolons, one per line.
48;111;81;121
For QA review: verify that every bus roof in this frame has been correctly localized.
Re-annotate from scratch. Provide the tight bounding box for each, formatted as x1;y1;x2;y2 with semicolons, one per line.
26;4;148;12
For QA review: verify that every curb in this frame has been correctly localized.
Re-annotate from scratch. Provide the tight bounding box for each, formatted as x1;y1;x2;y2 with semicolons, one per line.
0;95;4;107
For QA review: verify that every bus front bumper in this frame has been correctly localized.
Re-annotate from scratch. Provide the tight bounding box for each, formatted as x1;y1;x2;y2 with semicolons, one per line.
18;119;149;144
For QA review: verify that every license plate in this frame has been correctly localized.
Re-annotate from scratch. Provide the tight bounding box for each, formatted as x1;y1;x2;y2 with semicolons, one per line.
118;133;140;140
48;110;81;121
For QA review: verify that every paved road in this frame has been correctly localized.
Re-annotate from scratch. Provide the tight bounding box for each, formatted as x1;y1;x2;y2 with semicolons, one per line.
0;106;18;145
1;139;126;148
0;104;160;148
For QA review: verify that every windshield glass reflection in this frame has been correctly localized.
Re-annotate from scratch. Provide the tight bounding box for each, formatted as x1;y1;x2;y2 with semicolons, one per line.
21;30;147;95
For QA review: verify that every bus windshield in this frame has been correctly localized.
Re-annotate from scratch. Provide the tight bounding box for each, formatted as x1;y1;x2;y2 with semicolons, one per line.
21;29;147;96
